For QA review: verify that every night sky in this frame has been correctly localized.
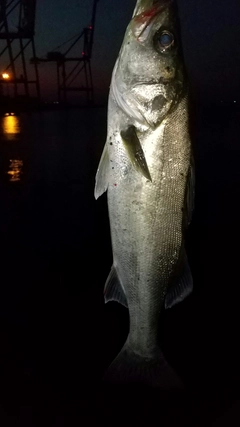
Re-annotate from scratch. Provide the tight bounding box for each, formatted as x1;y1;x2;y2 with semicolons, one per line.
34;0;240;102
3;0;240;102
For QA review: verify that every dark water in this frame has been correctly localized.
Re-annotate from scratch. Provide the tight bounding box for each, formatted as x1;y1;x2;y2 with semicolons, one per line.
0;106;239;425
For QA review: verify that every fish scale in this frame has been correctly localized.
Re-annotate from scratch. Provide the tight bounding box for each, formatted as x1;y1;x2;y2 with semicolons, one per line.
107;95;190;356
95;0;194;386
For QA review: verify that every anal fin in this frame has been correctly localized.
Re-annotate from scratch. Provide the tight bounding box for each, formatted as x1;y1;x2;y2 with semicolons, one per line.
104;266;128;308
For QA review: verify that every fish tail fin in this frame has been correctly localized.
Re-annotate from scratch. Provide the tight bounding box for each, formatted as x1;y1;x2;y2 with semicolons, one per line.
101;343;193;427
103;340;183;390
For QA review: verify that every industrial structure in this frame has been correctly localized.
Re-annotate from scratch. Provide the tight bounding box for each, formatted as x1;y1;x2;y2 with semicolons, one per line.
0;0;40;107
35;0;99;104
0;0;99;109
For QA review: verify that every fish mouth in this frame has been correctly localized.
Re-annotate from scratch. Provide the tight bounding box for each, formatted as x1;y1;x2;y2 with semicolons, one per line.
133;0;173;19
132;0;174;40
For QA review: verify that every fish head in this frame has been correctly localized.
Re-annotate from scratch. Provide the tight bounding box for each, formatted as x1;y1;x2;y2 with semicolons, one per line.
112;0;187;128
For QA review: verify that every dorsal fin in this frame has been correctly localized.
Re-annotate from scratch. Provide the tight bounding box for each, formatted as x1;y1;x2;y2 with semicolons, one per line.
104;266;128;308
165;258;193;309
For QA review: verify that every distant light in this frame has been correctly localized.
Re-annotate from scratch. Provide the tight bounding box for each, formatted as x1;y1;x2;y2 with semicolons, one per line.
234;100;237;103
10;112;15;116
89;26;92;30
82;51;85;56
2;73;10;79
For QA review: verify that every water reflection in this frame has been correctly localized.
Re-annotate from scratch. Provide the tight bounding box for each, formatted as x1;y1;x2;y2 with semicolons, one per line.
2;114;21;137
7;159;23;182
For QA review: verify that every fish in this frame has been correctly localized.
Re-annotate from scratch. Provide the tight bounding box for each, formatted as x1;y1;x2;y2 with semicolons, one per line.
94;0;194;388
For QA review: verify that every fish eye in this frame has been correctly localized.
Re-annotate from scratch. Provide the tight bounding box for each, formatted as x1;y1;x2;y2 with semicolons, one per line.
160;32;174;47
155;30;175;53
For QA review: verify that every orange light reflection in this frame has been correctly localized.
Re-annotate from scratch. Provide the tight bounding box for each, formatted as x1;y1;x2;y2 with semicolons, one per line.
2;115;20;134
7;159;23;182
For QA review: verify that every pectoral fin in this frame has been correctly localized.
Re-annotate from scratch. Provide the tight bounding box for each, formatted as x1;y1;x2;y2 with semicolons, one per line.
94;143;109;200
120;126;152;181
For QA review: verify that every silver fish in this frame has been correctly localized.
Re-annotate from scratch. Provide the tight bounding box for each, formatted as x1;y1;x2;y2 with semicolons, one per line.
95;0;194;387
